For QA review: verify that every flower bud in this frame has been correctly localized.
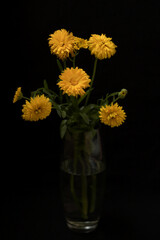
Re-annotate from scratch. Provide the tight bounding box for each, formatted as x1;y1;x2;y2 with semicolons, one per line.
118;89;128;99
13;87;23;103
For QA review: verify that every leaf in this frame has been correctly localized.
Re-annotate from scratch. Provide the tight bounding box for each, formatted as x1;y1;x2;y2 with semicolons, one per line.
43;88;58;100
80;112;90;125
43;79;49;90
43;88;52;98
31;88;43;98
60;120;67;139
56;110;62;118
61;111;66;118
84;104;97;113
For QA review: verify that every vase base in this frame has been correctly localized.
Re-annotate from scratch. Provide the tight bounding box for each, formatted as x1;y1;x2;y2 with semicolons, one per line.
66;219;99;233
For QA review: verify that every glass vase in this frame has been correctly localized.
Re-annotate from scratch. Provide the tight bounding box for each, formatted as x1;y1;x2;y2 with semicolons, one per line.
60;129;106;233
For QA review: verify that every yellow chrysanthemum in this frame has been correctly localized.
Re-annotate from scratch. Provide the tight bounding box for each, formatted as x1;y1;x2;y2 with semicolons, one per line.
88;34;117;60
13;87;23;103
58;67;91;97
74;37;88;51
22;95;52;121
99;103;126;127
48;29;75;60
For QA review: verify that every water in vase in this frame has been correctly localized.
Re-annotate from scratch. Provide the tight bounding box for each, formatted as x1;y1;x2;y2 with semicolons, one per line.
60;160;106;232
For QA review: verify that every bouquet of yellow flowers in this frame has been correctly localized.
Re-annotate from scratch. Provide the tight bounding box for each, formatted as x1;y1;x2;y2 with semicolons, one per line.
13;29;128;232
13;29;127;138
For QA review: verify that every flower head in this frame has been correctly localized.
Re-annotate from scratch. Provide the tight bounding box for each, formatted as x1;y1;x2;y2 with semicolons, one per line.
73;37;88;51
22;95;52;121
99;103;126;127
88;34;117;60
58;67;91;97
48;29;75;60
13;87;23;103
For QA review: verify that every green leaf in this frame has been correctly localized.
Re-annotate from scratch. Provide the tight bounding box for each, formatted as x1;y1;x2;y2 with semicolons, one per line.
42;88;58;100
56;110;62;118
43;79;48;90
80;112;90;125
61;111;66;118
43;88;53;98
31;88;43;98
84;104;98;113
60;120;67;139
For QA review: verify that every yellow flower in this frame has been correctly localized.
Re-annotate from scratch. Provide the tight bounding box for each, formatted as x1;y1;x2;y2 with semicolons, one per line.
58;67;91;97
88;34;117;60
99;103;126;127
74;37;88;51
48;29;75;60
13;87;23;103
22;95;52;121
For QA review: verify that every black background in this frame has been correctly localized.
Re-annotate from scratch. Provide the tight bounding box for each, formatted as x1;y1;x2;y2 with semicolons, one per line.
4;0;160;239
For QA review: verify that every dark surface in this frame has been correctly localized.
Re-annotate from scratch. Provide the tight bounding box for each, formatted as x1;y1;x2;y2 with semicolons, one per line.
4;0;160;239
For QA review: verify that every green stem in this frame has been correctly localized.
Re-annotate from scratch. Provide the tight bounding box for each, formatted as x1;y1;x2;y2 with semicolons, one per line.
89;175;97;213
59;90;63;103
85;57;98;105
102;92;119;105
107;92;119;99
79;155;88;219
23;96;30;101
69;132;89;220
79;133;89;219
81;173;88;219
56;59;63;72
63;59;67;69
112;96;120;103
71;96;79;111
70;174;81;209
73;56;76;68
91;58;98;87
70;133;80;211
